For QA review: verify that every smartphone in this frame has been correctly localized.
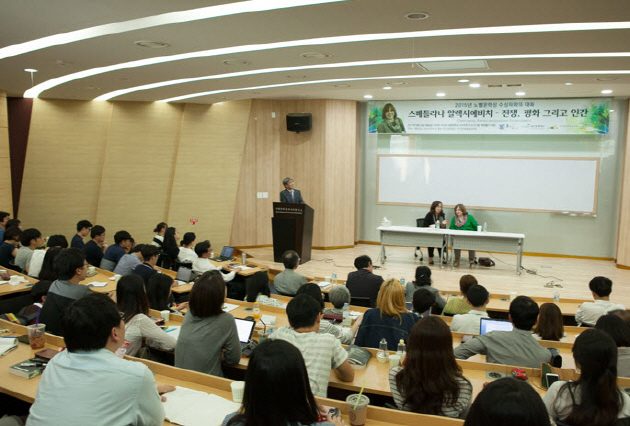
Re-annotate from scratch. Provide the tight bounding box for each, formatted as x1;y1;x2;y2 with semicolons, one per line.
546;373;560;386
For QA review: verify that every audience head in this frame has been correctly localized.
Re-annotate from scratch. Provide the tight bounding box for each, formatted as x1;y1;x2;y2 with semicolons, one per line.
328;285;351;309
354;255;372;270
116;274;150;323
76;220;92;236
47;234;68;248
153;222;168;235
533;302;564;341
286;294;321;329
412;288;435;314
146;273;174;311
113;230;132;247
281;250;300;270
30;280;52;304
508;296;539;331
0;212;9;227
131;244;145;255
459;274;478;296
163;227;178;248
39;247;64;281
396;316;462;414
245;271;271;303
53;248;87;281
62;293;124;353
5;219;21;230
589;276;613;298
2;226;22;243
296;283;325;311
414;266;432;287
21;228;43;248
376;278;407;320
194;240;211;257
595;313;630;347
140;245;160;265
189;271;225;318
610;309;630;330
466;284;489;309
232;339;320;426
180;232;196;247
464;377;550;426
90;225;106;240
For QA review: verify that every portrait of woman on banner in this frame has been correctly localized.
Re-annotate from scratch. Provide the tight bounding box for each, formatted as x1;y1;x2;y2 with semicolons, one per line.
377;103;406;134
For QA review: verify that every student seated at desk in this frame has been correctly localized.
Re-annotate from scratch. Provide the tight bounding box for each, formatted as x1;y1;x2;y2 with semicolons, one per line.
192;241;239;281
453;296;554;368
114;244;144;276
390;316;472;418
595;313;630;378
161;227;180;270
177;232;198;264
324;285;351;315
117;274;177;357
0;226;22;269
245;271;284;308
354;279;417;351
28;293;173;426
175;271;241;377
543;329;630;426
146;273;188;313
465;377;550;426
270;294;354;397
37;247;63;281
14;228;44;274
273;250;308;296
83;225;107;267
404;266;446;310
532;302;565;342
100;230;132;272
411;288;435;317
450;284;490;335
132;245;160;284
223;340;343;426
151;222;167;248
575;276;625;326
39;248;92;336
17;280;52;325
345;255;383;308
442;274;477;316
28;234;68;278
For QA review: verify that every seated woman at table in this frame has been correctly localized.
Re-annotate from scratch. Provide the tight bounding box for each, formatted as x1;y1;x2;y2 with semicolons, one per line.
38;247;63;281
442;274;477;316
595;313;630;378
145;273;188;313
324;285;351;315
355;279;417;350
543;329;630;425
175;270;241;377
160;227;180;270
223;339;343;426
390;316;472;418
245;271;284;308
177;232;198;264
532;302;565;342
405;266;447;310
116;274;177;357
422;200;447;264
449;204;479;267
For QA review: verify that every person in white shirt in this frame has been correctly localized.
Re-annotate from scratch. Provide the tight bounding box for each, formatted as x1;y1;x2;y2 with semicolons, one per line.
28;293;174;426
28;234;68;278
177;232;198;264
151;222;167;248
192;241;240;281
575;276;625;326
450;284;490;335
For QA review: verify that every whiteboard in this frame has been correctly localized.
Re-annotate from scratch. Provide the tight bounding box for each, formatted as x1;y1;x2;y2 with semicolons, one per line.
377;155;599;213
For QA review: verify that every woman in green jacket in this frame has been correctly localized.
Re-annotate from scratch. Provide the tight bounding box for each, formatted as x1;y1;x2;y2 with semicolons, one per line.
449;204;479;267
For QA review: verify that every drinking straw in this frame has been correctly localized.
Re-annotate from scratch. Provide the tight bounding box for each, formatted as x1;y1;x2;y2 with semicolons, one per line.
353;376;366;410
35;309;41;327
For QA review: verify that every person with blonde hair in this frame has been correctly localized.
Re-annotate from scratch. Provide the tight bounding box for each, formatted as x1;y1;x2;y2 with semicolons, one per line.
354;278;417;350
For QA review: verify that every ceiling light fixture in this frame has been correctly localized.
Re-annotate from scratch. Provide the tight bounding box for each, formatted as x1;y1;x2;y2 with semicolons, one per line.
565;82;573;85
363;95;373;99
383;86;392;90
436;92;446;97
601;89;613;94
515;91;526;96
469;83;481;88
457;79;469;83
404;12;429;20
24;68;38;73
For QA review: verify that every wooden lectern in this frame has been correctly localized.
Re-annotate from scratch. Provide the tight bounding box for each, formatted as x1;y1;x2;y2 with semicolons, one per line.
272;202;314;264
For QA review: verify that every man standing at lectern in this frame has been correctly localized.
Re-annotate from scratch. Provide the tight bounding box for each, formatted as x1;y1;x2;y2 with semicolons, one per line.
280;177;305;204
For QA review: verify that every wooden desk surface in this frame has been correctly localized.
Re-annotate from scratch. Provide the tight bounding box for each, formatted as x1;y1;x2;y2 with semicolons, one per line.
170;260;268;294
0;270;38;297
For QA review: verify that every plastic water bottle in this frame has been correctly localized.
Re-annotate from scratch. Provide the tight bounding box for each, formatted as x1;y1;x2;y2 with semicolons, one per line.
400;277;405;286
253;302;260;322
396;339;406;360
554;291;560;303
343;303;349;320
377;338;389;363
332;269;338;285
241;252;246;265
115;341;130;358
483;222;488;232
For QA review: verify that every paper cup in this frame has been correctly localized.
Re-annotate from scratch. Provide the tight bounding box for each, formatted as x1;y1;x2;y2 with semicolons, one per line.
477;225;483;232
27;324;46;349
88;266;96;274
346;394;370;426
510;291;518;301
9;275;21;284
160;310;170;323
389;354;401;368
231;381;245;403
325;276;331;283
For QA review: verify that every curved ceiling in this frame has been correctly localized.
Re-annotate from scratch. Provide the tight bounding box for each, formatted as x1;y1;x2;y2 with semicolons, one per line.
1;0;629;103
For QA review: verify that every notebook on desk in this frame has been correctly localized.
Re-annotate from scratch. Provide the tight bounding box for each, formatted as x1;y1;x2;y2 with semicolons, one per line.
210;246;235;262
234;318;256;349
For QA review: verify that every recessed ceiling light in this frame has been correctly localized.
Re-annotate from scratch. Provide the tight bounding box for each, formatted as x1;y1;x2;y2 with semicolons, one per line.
436;92;446;97
300;52;333;59
134;40;169;49
363;95;373;99
334;83;350;88
601;89;613;94
565;82;573;85
458;79;470;83
24;68;38;73
222;59;250;66
404;12;429;20
469;83;481;88
515;91;526;96
383;86;392;90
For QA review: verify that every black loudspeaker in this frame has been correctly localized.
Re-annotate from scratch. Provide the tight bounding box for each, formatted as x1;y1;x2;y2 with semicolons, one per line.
286;113;312;133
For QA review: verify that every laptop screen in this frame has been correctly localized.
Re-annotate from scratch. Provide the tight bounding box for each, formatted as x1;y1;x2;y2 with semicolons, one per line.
479;318;514;335
220;246;235;258
175;267;192;282
234;318;256;343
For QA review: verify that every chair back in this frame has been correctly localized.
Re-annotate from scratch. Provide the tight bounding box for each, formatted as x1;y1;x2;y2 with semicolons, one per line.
350;296;371;308
99;258;116;272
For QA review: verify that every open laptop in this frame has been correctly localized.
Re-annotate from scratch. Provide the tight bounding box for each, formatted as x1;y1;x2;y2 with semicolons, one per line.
479;317;514;335
210;246;235;262
175;266;192;283
234;318;256;349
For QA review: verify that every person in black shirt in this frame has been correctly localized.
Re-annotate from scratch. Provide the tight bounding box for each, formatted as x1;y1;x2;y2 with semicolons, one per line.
133;245;161;284
83;225;107;267
70;220;92;250
345;255;384;308
0;226;22;269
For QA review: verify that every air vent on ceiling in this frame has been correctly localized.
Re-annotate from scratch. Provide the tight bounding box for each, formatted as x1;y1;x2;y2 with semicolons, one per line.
417;60;488;72
486;83;523;88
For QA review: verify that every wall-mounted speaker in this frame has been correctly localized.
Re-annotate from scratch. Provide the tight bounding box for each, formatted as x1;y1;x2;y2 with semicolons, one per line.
286;113;312;133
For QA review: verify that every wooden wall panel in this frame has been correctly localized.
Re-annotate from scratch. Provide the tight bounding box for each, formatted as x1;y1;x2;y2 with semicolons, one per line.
616;99;630;266
96;102;184;243
169;100;252;251
0;91;11;214
20;99;112;237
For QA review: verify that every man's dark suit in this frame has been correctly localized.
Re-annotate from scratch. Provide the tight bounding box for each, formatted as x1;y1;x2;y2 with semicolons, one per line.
280;189;305;204
345;268;384;308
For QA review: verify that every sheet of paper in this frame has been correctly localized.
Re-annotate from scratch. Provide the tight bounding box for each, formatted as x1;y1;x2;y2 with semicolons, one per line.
163;387;240;426
164;326;181;340
86;282;108;288
223;303;239;313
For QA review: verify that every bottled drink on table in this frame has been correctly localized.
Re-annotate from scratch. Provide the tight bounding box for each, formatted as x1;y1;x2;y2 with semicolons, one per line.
253;302;260;322
342;303;349;320
396;339;406;361
376;338;389;363
332;269;338;285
